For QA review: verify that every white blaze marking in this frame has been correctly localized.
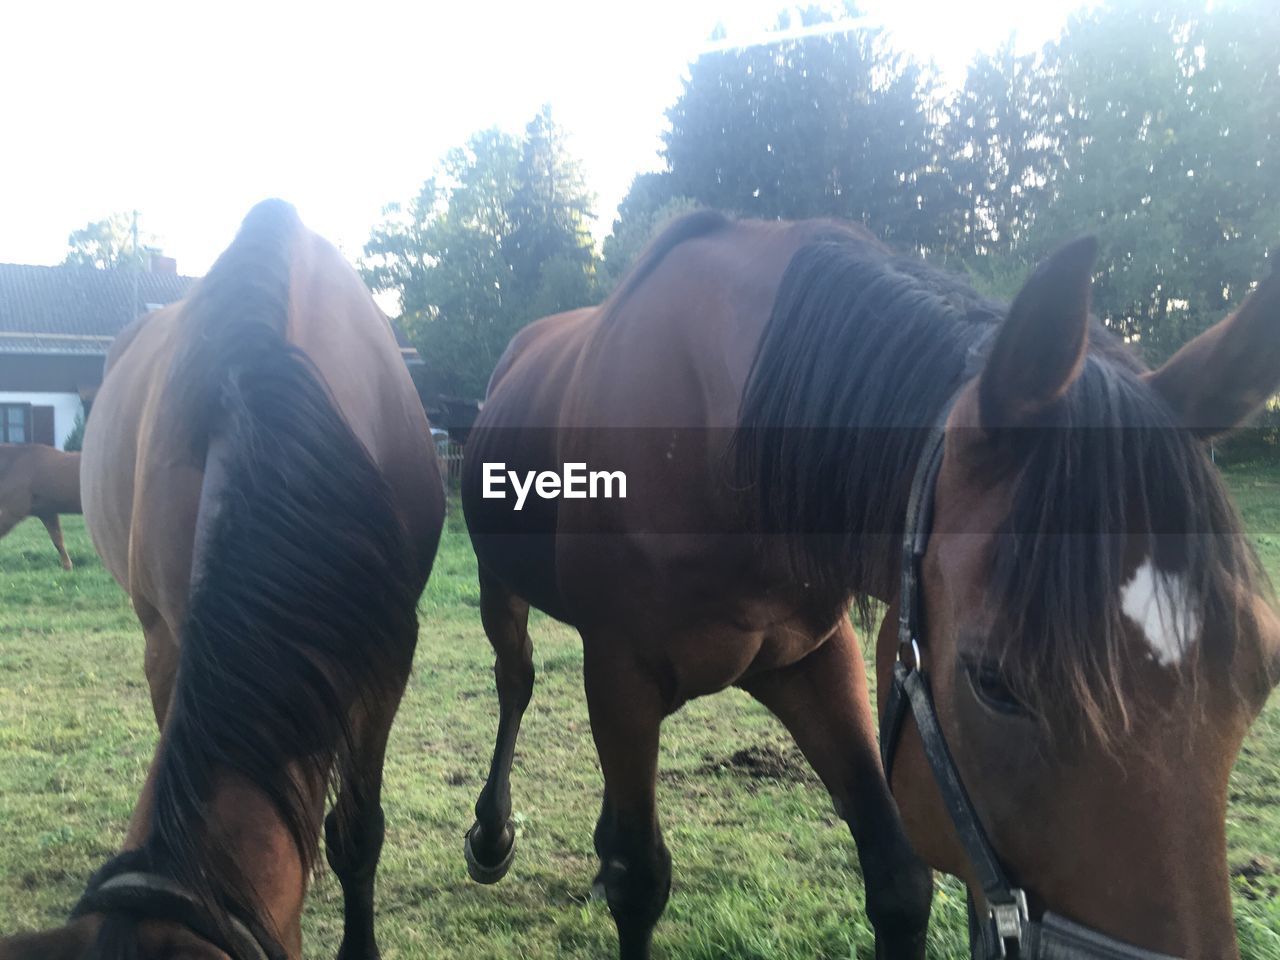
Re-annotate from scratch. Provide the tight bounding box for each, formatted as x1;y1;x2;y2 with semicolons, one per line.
1120;558;1200;667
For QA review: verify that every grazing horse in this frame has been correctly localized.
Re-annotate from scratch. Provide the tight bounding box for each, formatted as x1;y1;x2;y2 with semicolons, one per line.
461;213;935;959
464;211;1279;959
0;200;444;960
0;444;81;569
735;232;1280;957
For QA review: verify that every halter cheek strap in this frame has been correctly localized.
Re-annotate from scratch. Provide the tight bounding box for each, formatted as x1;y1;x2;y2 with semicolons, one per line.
70;853;287;960
879;395;1180;960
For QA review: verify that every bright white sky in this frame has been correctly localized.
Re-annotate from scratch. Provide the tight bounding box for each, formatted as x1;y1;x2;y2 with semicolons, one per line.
0;0;1089;276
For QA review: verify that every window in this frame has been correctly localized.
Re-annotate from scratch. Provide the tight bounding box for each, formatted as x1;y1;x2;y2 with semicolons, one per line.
1;403;31;444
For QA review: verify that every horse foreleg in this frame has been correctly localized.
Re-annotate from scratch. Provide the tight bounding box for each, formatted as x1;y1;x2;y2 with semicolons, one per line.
0;495;30;543
584;642;671;960
38;513;72;570
740;618;933;960
590;786;615;900
464;566;534;884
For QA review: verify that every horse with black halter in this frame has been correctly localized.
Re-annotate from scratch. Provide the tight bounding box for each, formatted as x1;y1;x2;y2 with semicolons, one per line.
463;212;1278;959
737;232;1280;957
0;200;445;960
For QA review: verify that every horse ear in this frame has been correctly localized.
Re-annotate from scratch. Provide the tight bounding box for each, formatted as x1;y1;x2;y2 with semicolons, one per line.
1145;267;1280;437
978;237;1097;431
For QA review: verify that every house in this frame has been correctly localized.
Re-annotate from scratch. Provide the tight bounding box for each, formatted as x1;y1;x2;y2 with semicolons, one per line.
0;258;193;448
0;257;425;450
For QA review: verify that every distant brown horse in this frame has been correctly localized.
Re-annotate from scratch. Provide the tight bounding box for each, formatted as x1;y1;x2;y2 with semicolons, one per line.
0;201;445;960
0;444;81;569
462;212;1279;959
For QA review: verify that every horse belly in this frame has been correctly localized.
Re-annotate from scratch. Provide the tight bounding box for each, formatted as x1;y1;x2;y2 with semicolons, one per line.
556;524;842;699
80;386;136;590
462;417;573;622
82;312;194;610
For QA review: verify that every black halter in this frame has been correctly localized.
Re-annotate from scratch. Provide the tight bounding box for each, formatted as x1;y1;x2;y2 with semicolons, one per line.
878;399;1182;960
70;851;288;960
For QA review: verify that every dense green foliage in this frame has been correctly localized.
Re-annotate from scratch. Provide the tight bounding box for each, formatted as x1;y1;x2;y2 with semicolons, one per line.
362;108;597;399
662;4;954;251
957;0;1280;361
367;0;1275;420
627;0;1277;363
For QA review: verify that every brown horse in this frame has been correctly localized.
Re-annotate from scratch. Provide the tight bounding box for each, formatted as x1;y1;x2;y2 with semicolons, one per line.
734;231;1280;957
0;444;81;569
0;201;444;960
463;212;1279;958
461;213;934;959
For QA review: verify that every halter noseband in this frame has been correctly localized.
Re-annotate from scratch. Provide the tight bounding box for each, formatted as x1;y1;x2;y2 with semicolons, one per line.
878;394;1182;960
70;852;287;960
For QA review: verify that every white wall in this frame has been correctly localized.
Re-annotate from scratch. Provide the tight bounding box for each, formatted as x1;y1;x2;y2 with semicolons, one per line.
0;391;83;449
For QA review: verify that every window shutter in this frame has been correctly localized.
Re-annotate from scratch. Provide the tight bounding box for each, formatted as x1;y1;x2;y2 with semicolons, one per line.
32;406;55;446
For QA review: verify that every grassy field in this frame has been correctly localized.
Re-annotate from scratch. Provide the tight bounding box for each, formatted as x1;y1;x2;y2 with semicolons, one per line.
1;463;1279;958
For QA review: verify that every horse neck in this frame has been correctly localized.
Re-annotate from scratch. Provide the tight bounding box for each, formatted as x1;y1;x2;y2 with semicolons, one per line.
201;770;311;951
738;239;992;606
122;747;312;955
829;332;978;603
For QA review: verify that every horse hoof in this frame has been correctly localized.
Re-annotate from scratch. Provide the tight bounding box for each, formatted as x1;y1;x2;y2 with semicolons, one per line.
464;822;516;884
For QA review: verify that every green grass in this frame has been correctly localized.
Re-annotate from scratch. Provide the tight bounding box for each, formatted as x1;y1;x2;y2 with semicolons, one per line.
1;463;1278;958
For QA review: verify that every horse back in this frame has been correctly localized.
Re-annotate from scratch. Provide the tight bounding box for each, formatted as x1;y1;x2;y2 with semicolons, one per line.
558;220;839;536
466;218;858;642
82;209;443;634
283;225;445;581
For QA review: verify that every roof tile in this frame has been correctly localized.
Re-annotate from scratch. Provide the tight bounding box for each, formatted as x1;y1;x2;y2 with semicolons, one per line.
0;263;195;353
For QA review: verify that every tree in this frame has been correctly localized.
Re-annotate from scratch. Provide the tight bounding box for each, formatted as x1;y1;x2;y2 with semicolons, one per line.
944;40;1062;268
363;109;600;399
63;213;143;269
1015;0;1280;360
507;106;597;307
657;4;958;252
363;130;521;399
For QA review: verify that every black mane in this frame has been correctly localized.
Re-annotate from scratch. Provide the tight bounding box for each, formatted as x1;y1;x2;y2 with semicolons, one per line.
736;228;1266;738
97;200;420;953
736;231;1002;615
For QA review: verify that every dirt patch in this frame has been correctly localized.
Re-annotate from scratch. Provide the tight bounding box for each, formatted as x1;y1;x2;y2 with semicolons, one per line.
1232;855;1279;900
693;743;818;786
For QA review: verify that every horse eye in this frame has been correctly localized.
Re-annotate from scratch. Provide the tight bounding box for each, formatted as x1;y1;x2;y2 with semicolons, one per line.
963;661;1026;716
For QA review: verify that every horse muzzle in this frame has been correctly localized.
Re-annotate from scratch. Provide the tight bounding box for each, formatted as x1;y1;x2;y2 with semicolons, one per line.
968;899;1181;960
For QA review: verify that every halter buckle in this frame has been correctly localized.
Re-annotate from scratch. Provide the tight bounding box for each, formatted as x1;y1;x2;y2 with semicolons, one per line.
989;889;1029;956
897;637;922;671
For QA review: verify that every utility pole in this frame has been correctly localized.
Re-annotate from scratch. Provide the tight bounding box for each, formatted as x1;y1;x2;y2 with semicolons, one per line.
131;210;140;319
